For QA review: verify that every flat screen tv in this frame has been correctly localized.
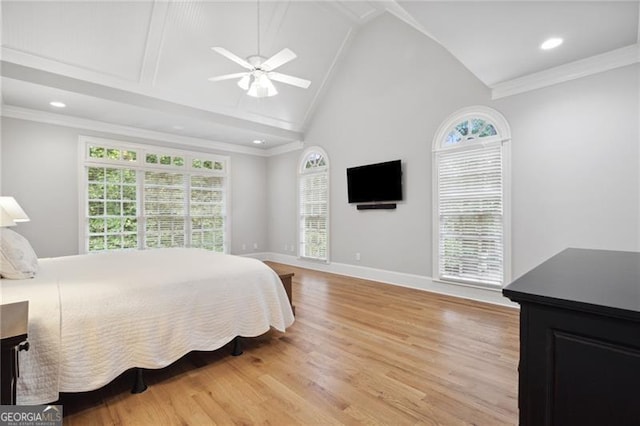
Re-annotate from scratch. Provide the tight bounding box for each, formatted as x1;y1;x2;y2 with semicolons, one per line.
347;159;402;203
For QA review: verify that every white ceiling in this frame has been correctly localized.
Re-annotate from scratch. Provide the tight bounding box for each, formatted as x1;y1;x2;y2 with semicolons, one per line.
1;1;638;153
397;1;639;86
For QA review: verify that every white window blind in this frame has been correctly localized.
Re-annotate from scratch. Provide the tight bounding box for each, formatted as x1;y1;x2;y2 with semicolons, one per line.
299;172;328;260
190;174;225;252
144;171;186;249
437;143;503;286
298;148;329;261
81;137;229;254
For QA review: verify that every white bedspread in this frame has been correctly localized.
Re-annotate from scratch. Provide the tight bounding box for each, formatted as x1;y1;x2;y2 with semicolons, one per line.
0;248;294;404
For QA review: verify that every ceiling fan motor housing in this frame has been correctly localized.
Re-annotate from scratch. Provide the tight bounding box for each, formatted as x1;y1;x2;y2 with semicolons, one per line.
247;55;266;69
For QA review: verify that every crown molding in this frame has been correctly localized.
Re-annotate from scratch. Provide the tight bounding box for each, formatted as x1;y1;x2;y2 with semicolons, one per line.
0;105;281;157
491;44;640;99
266;141;304;156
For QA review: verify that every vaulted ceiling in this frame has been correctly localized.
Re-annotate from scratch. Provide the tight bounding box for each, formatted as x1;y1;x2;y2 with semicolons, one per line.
1;1;638;154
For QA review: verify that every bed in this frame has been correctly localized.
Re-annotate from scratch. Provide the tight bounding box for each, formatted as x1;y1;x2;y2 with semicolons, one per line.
0;246;295;405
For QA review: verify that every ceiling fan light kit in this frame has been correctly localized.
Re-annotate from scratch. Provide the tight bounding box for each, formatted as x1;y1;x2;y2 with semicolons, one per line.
247;72;278;98
208;1;310;98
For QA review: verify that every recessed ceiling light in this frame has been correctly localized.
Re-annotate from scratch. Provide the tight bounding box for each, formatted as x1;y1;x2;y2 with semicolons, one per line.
253;139;265;145
540;37;563;50
49;101;66;108
172;125;184;130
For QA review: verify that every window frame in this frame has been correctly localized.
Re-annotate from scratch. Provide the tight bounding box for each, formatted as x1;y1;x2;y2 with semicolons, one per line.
432;106;512;288
297;146;330;263
78;136;230;254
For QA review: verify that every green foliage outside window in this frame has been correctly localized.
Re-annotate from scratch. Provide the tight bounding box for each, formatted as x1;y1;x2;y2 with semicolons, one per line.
122;150;137;161
86;146;227;253
87;166;137;252
89;146;105;158
106;149;120;160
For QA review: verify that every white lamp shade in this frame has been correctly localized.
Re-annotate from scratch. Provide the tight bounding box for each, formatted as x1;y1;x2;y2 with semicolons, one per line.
0;208;15;227
247;73;278;98
0;197;30;227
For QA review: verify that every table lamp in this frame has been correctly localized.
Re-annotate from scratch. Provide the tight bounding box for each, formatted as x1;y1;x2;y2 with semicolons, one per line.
0;197;30;227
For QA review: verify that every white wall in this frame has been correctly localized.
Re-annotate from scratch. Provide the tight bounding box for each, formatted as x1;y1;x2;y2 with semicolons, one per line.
495;64;640;277
2;119;79;257
267;13;491;276
266;12;640;282
1;11;638;292
266;149;299;255
0;117;269;258
229;153;268;255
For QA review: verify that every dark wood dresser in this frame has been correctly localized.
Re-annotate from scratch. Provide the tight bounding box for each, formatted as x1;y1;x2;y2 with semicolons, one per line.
1;301;29;405
503;248;640;426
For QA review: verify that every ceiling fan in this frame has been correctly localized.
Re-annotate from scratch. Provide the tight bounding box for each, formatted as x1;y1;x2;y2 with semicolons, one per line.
208;47;311;98
208;0;311;98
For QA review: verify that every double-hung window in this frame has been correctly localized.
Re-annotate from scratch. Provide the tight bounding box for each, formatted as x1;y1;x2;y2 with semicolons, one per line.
432;107;511;287
298;148;329;261
80;136;229;253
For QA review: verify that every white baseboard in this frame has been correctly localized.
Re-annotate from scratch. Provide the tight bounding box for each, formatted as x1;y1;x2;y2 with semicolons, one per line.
261;252;518;308
240;252;270;261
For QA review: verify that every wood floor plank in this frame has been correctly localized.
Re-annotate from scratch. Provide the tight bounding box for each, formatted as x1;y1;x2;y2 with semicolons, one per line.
60;263;519;425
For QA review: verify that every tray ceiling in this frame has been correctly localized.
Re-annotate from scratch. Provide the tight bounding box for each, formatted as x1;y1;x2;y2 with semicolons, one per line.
1;1;638;152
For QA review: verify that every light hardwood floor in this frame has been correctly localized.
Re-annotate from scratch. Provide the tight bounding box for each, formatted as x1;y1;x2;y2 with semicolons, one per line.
61;263;520;425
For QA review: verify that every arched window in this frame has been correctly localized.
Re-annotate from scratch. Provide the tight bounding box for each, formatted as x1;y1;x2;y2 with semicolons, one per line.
298;147;329;261
432;106;511;287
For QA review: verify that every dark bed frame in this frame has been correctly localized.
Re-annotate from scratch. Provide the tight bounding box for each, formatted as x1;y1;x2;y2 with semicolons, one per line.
130;335;244;394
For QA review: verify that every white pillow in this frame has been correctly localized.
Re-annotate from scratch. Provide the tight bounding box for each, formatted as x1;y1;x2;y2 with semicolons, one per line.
0;228;38;279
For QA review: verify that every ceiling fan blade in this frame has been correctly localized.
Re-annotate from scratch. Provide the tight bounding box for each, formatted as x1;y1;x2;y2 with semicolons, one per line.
268;72;311;89
261;48;297;71
211;47;253;70
207;72;250;82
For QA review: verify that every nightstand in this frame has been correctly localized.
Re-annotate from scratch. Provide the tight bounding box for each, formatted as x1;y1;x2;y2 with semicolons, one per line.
1;301;29;405
267;266;295;315
277;271;295;315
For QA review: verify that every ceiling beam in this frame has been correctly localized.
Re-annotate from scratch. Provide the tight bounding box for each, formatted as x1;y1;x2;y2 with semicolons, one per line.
329;1;383;24
637;1;640;44
139;0;170;88
382;1;442;46
1;61;304;142
1;104;278;156
301;27;356;129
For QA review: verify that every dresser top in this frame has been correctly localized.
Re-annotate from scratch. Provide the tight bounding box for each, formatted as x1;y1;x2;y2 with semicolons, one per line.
1;300;29;340
503;248;640;320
